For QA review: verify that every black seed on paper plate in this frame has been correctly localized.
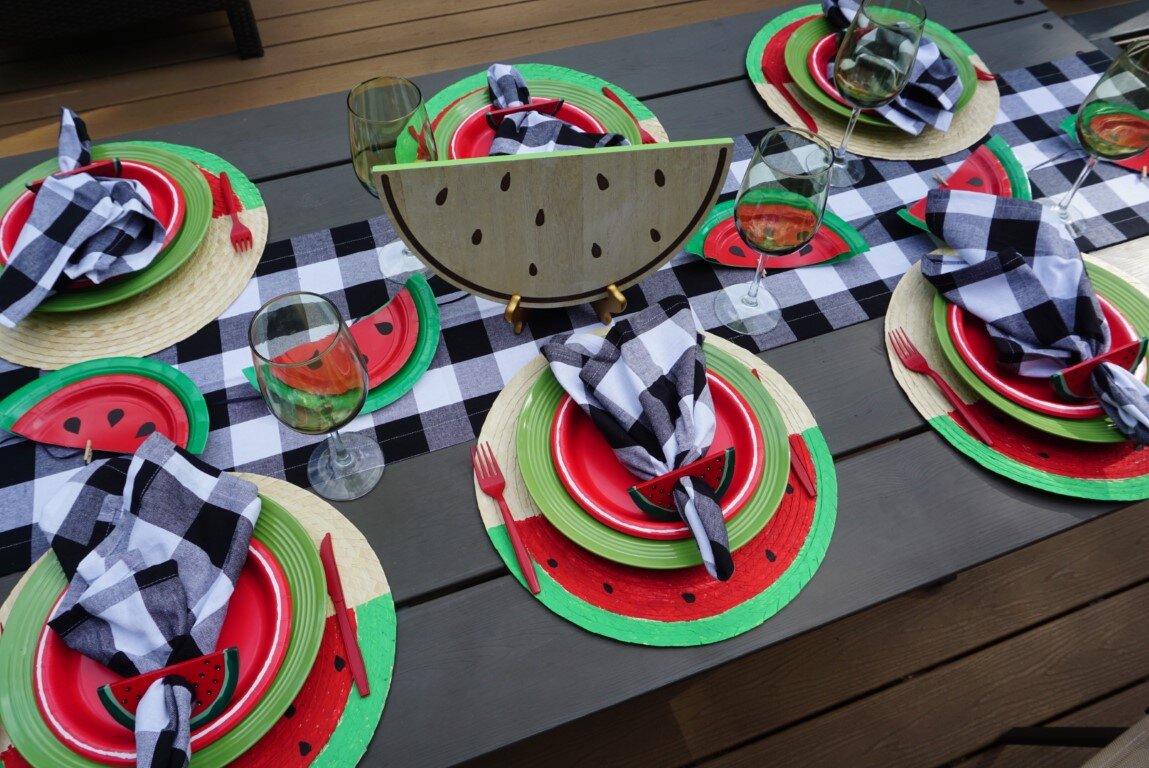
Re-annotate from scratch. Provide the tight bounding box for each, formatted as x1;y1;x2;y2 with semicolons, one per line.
284;704;296;719
471;229;482;246
535;209;545;226
63;417;82;434
136;422;156;438
306;352;323;370
299;742;313;756
650;229;661;243
375;321;393;335
591;243;602;258
596;173;609;191
107;408;124;427
766;549;777;562
546;558;558;568
682;592;696;603
528;263;538;277
435;187;449;205
729;245;745;258
967;177;984;187
334;655;346;672
798;243;814;256
500;172;511;191
603;582;614;594
655;169;666;187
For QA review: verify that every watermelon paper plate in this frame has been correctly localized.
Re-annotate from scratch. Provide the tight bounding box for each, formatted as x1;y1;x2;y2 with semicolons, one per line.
687;198;868;270
0;356;210;454
1059;113;1149;174
898;136;1031;230
0;494;327;768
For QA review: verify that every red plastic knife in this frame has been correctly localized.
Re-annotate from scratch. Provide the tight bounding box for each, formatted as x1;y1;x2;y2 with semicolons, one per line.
320;533;370;697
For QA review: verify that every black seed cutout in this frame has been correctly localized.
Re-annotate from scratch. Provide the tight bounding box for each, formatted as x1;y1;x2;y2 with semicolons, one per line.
63;417;82;434
299;742;313;756
334;655;346;672
785;483;794;494
500;172;511;191
535;209;545;226
375;321;393;335
528;263;538;276
766;549;777;562
435;187;449;206
967;176;984;187
655;169;666;187
136;422;156;438
107;408;124;427
1037;451;1050;459
284;704;296;719
729;245;745;258
546;558;558;568
471;229;482;246
603;582;614;594
650;228;661;243
682;592;696;603
596;173;609;190
591;243;602;258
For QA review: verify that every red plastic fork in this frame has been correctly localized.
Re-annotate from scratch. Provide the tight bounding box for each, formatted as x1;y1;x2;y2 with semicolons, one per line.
220;172;253;252
471;442;541;594
888;327;994;446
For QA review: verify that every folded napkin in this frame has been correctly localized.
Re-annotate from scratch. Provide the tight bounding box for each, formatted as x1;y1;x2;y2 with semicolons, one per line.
921;189;1149;445
541;296;733;580
38;433;261;768
0;108;166;328
486;64;630;156
823;0;964;135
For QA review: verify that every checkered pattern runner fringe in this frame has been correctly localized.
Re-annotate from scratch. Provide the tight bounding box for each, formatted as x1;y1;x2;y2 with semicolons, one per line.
2;52;1148;553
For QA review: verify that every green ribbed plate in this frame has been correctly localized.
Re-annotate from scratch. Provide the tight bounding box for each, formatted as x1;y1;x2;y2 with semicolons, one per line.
0;495;326;767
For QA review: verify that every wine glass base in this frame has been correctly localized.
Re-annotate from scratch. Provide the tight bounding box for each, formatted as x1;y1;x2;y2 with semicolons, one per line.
378;239;422;277
1038;197;1088;239
830;156;865;187
715;287;782;336
308;431;385;501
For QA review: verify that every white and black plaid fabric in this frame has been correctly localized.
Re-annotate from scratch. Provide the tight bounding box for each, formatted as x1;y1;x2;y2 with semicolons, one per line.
486;64;630;155
0;109;166;328
921;189;1149;444
823;0;964;135
541;296;732;580
1;53;1148;570
39;433;260;768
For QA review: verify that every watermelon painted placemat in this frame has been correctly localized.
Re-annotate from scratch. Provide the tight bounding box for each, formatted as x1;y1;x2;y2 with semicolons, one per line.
473;333;836;646
0;141;267;370
885;239;1149;500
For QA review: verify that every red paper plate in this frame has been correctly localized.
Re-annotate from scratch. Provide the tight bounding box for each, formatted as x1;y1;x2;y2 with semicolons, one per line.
703;216;849;269
0;160;186;274
906;142;1014;223
449;99;606;159
10;373;191;453
351;286;420;389
33;539;292;765
551;371;765;540
948;294;1145;419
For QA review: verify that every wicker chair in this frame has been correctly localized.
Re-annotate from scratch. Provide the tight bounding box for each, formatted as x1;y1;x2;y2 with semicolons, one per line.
0;0;263;58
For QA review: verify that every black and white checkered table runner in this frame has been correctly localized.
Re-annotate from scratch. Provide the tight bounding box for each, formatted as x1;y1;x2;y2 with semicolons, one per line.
2;51;1147;555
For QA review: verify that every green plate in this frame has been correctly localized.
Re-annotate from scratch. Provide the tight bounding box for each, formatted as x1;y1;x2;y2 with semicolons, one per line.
0;143;213;313
517;342;791;569
931;263;1149;443
398;63;648;163
0;356;211;454
785;15;977;129
0;494;327;767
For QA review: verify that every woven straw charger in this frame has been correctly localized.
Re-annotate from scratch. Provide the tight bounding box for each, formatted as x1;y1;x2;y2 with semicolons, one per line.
886;237;1149;500
0;141;268;370
0;473;395;767
748;5;1000;161
474;332;837;646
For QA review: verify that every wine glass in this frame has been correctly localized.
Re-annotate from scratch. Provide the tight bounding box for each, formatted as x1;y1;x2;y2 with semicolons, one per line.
830;0;926;186
249;292;385;501
347;76;439;275
1044;40;1149;238
714;127;835;336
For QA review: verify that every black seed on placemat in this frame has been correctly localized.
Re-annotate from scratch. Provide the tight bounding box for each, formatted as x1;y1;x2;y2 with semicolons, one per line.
500;172;511;191
471;229;482;246
284;704;296;719
375;321;393;335
535;209;545;226
334;655;346;672
596;173;609;190
1038;451;1049;459
63;417;81;434
682;593;695;603
591;243;602;258
650;228;661;242
528;263;538;276
785;483;794;494
435;187;449;205
603;582;614;594
107;408;124;427
655;169;666;187
766;549;777;562
546;558;558;568
136;422;156;438
299;742;312;756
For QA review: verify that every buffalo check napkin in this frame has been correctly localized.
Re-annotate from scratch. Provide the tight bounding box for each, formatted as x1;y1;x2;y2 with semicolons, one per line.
823;0;964;135
0;108;166;328
921;189;1149;445
38;433;260;768
486;64;630;156
541;296;734;580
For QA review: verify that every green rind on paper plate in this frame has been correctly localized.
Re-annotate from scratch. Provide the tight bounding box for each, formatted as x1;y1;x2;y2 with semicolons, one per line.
0;143;213;313
931;414;1149;500
516;342;791;570
241;272;441;415
931;263;1149;443
310;594;396;768
686;198;868;264
746;5;823;86
0;495;326;768
492;426;836;645
0;356;210;454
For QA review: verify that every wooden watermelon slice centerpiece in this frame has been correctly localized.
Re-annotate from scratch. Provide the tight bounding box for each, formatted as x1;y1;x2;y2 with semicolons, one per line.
373;140;732;331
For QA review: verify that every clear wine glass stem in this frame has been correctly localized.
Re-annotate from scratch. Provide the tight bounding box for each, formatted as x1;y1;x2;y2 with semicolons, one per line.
835;108;863;164
742;252;768;307
1054;155;1099;219
329;430;356;469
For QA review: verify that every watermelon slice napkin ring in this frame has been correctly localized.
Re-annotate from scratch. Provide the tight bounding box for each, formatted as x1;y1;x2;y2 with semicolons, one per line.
98;648;240;731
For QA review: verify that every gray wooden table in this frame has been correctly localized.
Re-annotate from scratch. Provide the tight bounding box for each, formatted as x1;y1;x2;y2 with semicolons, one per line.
0;2;1119;766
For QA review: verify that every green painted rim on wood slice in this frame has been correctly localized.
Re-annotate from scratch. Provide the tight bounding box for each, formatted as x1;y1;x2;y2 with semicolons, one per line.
0;494;326;768
0;143;213;313
931;263;1149;443
517;342;791;570
492;426;836;645
398;63;651;163
242;272;441;415
784;14;977;130
0;356;210;454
